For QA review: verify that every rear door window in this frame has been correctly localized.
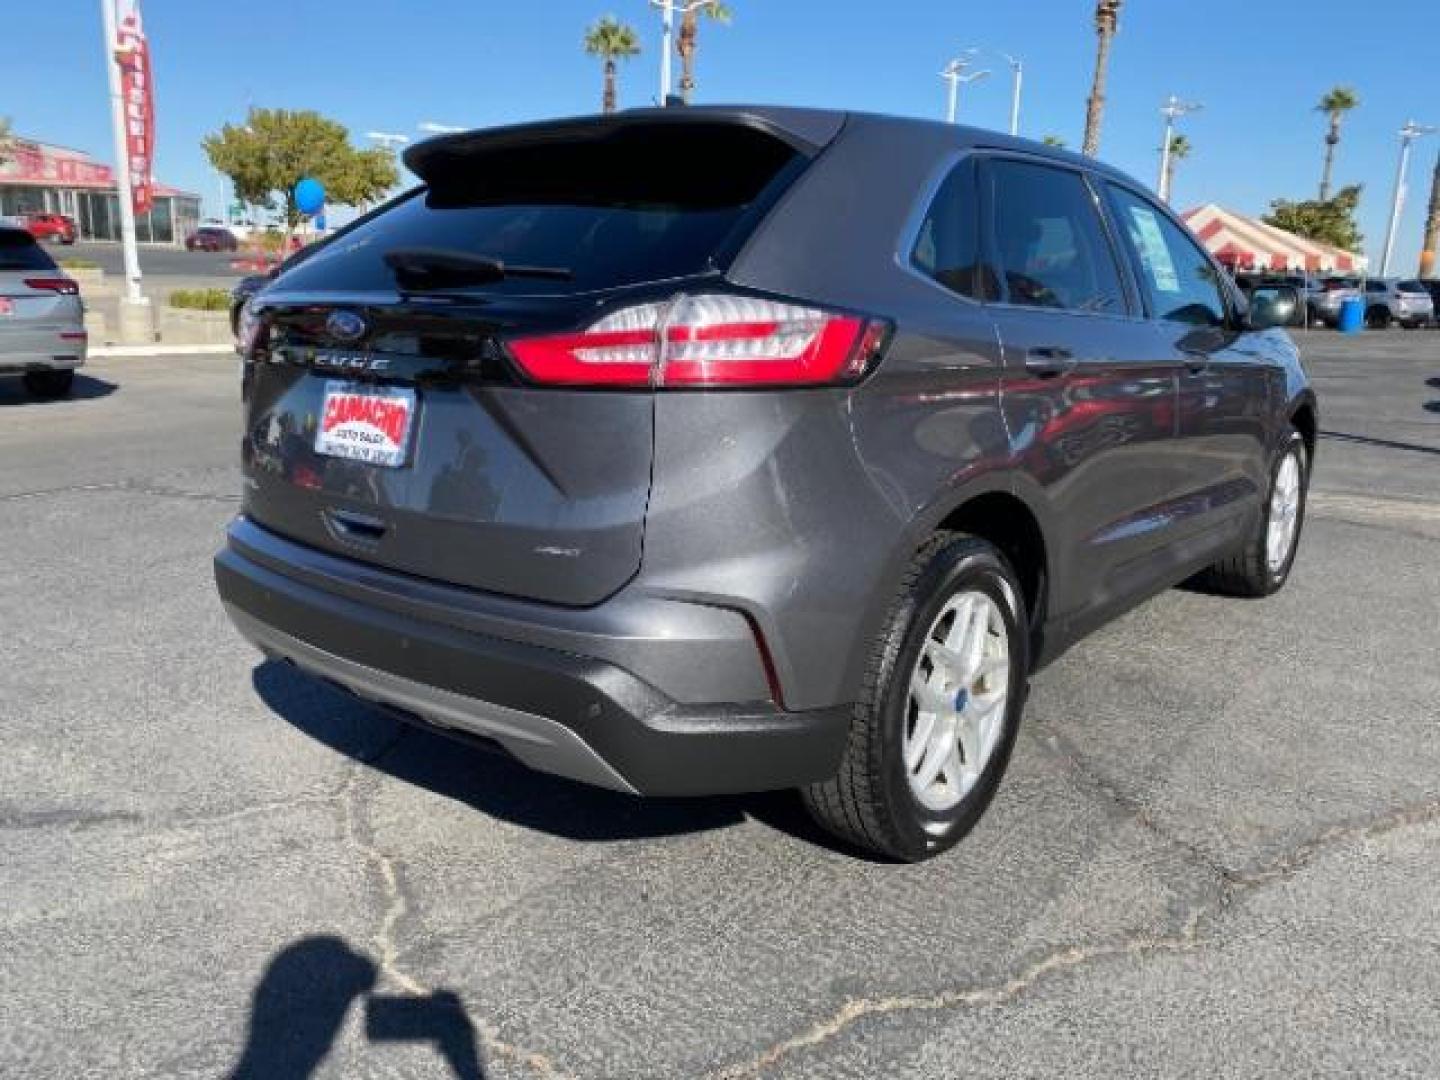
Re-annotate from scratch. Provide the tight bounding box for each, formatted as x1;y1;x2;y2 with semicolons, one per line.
0;230;58;271
985;159;1126;315
1105;184;1228;327
911;158;990;300
276;123;806;296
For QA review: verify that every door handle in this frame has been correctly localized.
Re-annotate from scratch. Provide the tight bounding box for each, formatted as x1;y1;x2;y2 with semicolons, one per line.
1024;346;1078;378
1182;350;1211;374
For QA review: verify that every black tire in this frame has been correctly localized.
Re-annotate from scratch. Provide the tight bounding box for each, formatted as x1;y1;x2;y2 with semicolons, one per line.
1193;429;1308;598
23;370;75;400
803;534;1029;862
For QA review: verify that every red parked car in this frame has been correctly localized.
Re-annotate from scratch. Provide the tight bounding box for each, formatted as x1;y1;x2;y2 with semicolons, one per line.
185;226;239;252
21;213;77;245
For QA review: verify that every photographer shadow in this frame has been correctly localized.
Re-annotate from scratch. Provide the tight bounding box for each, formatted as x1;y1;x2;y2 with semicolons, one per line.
228;936;483;1079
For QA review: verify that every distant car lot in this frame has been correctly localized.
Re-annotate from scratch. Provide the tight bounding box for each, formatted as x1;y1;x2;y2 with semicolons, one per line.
63;240;245;281
2;333;1438;1078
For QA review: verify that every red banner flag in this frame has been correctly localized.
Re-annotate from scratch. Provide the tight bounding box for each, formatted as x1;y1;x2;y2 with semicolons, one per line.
114;0;154;216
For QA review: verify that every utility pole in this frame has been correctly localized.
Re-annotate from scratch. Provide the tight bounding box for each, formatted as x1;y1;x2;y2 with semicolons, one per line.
940;54;988;125
1001;53;1023;137
1380;120;1435;278
1157;95;1202;203
100;0;150;340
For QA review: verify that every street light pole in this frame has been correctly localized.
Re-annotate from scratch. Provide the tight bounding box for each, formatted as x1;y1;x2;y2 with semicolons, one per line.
658;0;674;104
1002;53;1023;137
99;0;144;308
1157;95;1202;203
1380;120;1435;278
940;54;988;125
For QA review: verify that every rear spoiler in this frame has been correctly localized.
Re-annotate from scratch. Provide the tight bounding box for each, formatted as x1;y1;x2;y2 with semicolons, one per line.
404;108;846;184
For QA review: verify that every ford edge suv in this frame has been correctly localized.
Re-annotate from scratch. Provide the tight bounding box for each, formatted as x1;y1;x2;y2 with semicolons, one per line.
215;108;1316;860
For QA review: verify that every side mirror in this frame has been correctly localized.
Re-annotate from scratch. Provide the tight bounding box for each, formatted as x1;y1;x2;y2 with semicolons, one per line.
1248;285;1299;330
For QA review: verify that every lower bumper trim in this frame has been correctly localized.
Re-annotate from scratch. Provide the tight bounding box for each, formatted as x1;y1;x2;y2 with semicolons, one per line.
226;604;639;793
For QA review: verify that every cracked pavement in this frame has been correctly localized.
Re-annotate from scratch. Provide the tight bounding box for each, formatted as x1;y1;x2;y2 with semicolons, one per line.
2;335;1438;1078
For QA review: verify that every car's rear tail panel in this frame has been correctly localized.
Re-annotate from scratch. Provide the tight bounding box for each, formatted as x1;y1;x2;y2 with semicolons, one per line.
239;111;839;607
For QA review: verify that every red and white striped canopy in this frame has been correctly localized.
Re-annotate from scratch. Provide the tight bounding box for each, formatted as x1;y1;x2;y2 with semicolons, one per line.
1182;203;1364;274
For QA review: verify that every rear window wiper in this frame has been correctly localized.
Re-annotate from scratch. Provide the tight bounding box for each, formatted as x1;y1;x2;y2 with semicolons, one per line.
383;247;572;290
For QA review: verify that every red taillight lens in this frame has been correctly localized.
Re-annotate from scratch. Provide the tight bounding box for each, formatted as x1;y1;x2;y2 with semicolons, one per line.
506;294;888;389
24;276;80;296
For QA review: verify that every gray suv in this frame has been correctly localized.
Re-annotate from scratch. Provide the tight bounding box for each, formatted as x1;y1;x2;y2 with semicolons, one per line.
1365;278;1435;328
0;226;86;398
216;108;1316;860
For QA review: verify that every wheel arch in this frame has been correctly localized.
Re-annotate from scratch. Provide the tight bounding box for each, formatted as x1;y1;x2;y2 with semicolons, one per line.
1289;393;1318;465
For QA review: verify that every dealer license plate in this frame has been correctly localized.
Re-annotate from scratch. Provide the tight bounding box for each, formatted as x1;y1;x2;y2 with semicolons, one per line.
314;382;416;468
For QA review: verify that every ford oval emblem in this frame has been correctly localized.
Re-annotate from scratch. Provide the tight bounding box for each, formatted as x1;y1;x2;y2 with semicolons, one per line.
326;310;367;343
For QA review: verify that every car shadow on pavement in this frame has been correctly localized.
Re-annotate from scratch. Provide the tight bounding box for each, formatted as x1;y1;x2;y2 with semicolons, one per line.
0;373;117;407
251;659;847;851
228;935;484;1079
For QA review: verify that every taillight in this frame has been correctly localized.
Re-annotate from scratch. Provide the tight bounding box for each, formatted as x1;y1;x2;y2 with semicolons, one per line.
507;294;889;388
24;276;80;296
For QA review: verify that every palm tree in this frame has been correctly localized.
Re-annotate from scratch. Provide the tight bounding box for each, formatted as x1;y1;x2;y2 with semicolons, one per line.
1315;85;1359;200
676;1;731;105
1163;133;1191;203
584;17;641;115
1081;0;1123;157
1421;152;1440;278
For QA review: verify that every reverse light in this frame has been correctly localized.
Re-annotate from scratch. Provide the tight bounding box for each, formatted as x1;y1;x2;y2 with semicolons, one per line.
507;294;889;388
24;276;80;296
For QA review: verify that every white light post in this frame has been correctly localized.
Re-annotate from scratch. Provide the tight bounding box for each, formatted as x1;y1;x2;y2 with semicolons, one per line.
940;53;988;125
1379;119;1435;278
1157;95;1202;203
99;0;147;332
1001;52;1023;137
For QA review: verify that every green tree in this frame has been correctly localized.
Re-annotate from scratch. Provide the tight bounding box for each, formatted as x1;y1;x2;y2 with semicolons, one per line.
584;16;641;114
0;116;13;168
202;109;398;235
1264;184;1364;253
1042;134;1067;149
1082;0;1122;156
1163;133;1191;202
1315;85;1359;201
676;1;732;105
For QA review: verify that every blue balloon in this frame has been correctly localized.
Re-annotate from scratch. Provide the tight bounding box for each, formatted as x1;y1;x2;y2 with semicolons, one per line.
294;177;326;216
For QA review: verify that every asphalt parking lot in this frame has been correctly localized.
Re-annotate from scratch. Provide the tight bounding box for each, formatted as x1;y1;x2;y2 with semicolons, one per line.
3;332;1438;1079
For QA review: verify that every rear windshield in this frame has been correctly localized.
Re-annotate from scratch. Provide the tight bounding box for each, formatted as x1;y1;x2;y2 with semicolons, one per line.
1397;280;1429;293
0;229;57;271
276;123;805;296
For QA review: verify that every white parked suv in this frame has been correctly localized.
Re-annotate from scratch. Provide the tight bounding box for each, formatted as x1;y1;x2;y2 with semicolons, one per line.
1364;278;1434;329
0;226;86;398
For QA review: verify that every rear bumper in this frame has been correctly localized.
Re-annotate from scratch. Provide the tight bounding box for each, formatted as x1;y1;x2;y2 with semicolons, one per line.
0;351;85;374
215;518;850;796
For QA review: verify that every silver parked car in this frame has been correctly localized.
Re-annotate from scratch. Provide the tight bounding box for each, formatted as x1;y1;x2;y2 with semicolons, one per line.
0;226;86;398
1363;278;1435;329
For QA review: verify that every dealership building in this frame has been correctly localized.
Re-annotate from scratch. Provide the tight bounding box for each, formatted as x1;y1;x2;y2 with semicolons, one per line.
0;135;200;245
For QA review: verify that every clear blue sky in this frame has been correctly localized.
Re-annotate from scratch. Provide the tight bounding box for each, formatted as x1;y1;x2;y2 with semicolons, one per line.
3;1;1435;270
